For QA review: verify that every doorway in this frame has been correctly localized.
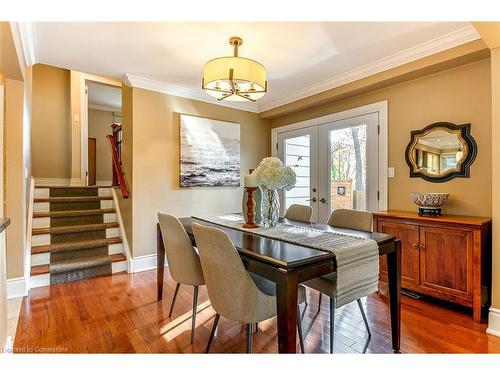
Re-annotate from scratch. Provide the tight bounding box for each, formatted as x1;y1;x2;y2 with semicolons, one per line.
274;101;388;223
85;81;122;186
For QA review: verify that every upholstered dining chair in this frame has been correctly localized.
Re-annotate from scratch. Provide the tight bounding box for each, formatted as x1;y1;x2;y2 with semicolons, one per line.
284;204;313;223
192;222;306;354
158;212;205;344
303;209;373;353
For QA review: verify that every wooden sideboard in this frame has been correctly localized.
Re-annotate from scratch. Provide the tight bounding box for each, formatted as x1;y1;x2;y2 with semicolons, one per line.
373;210;491;322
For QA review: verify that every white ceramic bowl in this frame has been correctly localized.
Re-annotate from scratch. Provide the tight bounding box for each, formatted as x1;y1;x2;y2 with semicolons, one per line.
410;192;449;208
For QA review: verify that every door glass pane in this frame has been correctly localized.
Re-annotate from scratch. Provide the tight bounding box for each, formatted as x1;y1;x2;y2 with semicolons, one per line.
329;125;367;212
283;135;310;209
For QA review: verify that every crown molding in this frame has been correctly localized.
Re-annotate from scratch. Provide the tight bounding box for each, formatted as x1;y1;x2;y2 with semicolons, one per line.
257;25;481;112
123;74;259;113
9;22;38;79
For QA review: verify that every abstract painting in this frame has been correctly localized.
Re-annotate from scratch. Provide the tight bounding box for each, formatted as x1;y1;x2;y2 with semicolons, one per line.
179;114;240;187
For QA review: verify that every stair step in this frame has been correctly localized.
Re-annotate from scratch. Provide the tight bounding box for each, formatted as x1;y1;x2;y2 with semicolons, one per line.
31;254;126;276
32;237;122;254
33;208;115;218
32;222;119;236
34;196;113;203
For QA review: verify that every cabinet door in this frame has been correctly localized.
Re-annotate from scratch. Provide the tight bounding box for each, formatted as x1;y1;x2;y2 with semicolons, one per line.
377;220;420;287
419;226;473;299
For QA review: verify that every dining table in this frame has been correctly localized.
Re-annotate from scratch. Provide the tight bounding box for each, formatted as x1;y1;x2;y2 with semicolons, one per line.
156;216;402;354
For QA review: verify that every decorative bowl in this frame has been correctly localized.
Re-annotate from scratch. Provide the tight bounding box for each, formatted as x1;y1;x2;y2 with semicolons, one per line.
410;192;449;209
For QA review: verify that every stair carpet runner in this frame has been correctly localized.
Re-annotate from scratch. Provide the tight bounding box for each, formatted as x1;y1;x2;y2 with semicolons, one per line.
31;186;126;285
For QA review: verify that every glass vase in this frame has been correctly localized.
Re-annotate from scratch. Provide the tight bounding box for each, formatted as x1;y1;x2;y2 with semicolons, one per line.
262;188;280;228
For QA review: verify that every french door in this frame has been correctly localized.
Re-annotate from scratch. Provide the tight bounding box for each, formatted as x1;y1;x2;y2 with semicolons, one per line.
278;112;380;223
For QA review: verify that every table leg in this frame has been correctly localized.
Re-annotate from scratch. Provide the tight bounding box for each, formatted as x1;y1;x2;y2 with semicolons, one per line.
386;239;402;353
275;269;298;353
157;223;165;301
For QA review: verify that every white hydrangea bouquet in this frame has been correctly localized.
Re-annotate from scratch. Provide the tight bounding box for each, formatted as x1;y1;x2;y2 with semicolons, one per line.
251;157;296;227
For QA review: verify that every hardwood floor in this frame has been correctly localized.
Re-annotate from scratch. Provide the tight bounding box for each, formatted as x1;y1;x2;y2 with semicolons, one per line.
13;269;500;354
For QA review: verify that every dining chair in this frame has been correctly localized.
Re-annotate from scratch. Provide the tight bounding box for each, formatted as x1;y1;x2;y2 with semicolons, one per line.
303;209;373;353
284;204;313;223
192;222;306;354
158;212;206;344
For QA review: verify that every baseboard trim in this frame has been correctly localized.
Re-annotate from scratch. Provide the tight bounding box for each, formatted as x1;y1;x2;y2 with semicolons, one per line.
487;307;500;337
34;178;70;186
131;254;167;273
96;180;112;186
7;276;27;299
70;177;82;186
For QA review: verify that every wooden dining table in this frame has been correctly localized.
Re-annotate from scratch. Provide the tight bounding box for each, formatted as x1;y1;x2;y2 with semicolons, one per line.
157;216;402;354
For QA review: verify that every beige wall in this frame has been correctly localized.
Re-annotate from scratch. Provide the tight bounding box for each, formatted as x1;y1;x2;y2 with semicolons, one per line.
491;48;500;311
88;108;113;182
271;59;492;218
5;79;25;279
32;64;70;178
124;87;270;257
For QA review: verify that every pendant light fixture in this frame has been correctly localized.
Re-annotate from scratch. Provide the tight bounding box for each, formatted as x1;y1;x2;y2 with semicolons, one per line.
202;37;267;102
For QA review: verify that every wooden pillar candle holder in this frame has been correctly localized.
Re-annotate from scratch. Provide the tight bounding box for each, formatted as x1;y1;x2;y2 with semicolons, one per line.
243;187;259;229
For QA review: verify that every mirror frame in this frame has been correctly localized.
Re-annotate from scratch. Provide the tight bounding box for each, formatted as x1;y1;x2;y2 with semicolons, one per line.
405;122;477;183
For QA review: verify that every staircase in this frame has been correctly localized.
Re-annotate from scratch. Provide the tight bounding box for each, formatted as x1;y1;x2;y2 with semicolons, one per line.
30;185;127;287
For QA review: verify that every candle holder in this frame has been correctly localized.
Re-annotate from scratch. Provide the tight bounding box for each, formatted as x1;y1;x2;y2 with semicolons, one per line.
243;187;259;229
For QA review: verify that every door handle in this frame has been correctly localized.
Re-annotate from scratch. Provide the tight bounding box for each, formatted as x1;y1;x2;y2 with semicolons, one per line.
320;198;327;203
306;197;317;203
412;242;419;248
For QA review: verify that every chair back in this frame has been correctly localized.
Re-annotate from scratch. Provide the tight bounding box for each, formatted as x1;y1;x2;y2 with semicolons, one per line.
192;222;274;323
327;209;373;232
284;204;313;223
158;212;205;286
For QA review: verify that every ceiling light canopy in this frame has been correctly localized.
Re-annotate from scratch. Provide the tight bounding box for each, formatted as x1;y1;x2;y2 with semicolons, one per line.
202;37;267;102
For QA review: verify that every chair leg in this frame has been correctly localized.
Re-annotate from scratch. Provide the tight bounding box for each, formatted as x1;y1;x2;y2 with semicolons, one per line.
297;305;305;354
329;296;336;354
168;283;180;318
246;323;254;353
318;292;323;314
191;286;199;344
205;313;220;353
357;299;371;337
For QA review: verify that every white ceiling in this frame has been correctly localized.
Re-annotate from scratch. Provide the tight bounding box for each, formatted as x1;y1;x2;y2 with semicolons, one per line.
32;22;479;112
87;81;121;111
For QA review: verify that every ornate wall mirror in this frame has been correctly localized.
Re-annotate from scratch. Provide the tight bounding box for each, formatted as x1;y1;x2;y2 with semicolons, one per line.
405;122;477;183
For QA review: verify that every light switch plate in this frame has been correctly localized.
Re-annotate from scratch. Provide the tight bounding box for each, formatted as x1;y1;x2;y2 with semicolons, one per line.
388;167;395;178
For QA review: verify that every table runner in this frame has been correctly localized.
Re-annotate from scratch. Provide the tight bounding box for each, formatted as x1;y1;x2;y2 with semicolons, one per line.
192;214;379;307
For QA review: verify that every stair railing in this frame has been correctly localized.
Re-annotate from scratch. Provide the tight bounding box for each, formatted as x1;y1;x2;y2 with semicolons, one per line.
106;133;130;199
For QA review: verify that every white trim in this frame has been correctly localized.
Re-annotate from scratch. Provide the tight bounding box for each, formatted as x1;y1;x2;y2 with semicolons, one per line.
81;79;89;186
258;25;480;112
34;178;70;186
96;180;113;186
24;177;35;293
30;274;49;288
272;100;388;212
70;177;83;186
110;188;133;272
487;307;500;337
9;22;38;79
88;104;121;113
7;277;27;299
124;74;259;113
131;254;158;273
